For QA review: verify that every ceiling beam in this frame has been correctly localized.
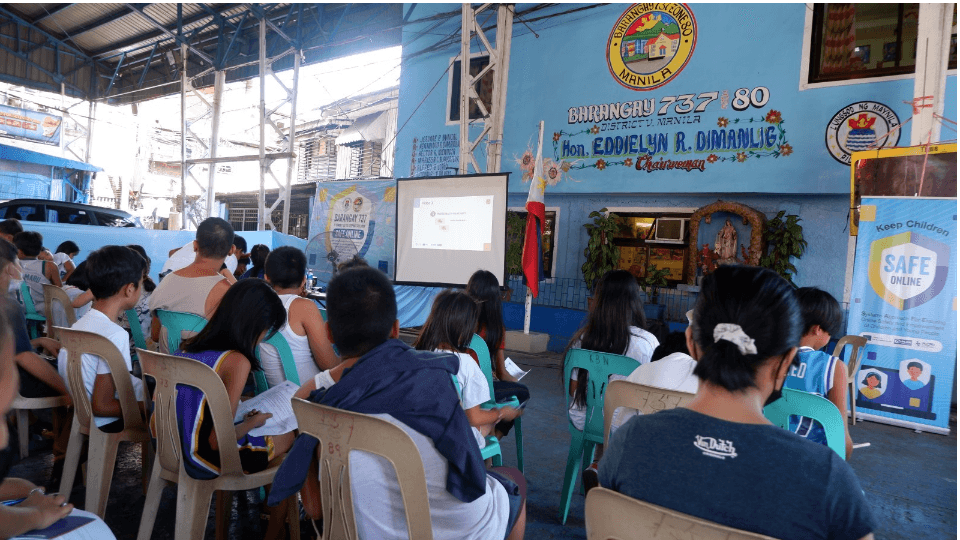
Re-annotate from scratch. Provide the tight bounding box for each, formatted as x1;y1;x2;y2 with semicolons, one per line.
90;4;239;59
0;5;94;61
123;4;214;64
60;7;135;39
32;4;76;25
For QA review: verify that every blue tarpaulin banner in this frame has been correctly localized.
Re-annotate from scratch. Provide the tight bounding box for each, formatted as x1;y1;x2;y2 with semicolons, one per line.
847;197;957;434
0;105;62;145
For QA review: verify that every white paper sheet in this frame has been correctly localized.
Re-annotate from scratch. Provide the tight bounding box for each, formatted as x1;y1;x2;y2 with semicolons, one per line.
234;380;299;437
504;357;530;381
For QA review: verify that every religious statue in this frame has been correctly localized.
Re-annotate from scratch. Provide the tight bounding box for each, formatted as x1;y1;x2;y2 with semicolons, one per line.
715;219;738;264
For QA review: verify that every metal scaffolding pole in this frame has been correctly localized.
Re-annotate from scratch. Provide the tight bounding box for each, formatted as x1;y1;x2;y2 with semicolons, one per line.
180;43;188;228
282;54;300;235
458;4;513;175
206;70;224;219
258;19;267;231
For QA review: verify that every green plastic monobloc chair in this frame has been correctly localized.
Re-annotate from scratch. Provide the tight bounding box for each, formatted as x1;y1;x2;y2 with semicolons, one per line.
155;309;207;354
468;334;524;471
764;387;847;459
19;281;46;339
559;348;641;524
254;331;301;394
125;309;147;351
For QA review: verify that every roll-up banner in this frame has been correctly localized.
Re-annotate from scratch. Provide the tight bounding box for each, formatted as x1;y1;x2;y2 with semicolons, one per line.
848;196;956;434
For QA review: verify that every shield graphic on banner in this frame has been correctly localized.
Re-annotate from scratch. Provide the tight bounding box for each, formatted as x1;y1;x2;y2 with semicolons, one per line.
868;231;951;310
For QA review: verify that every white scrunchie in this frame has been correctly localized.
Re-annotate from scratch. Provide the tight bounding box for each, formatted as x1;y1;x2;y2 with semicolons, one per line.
713;323;757;355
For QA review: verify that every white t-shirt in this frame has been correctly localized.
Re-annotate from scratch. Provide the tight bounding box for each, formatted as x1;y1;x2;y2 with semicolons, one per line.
50;285;91;328
57;309;145;427
350;413;509;540
568;325;659;431
52;252;73;280
610;352;699;433
440;349;491;449
161;241;196;274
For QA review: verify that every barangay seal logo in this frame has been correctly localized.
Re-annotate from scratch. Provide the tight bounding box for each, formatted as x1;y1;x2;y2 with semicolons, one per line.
868;231;950;310
825;101;901;165
606;3;697;91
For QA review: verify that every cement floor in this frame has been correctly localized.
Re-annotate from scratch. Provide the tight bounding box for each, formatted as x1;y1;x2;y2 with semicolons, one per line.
7;348;957;539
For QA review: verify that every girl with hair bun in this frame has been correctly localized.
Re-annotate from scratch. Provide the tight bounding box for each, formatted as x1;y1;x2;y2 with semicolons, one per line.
599;266;876;540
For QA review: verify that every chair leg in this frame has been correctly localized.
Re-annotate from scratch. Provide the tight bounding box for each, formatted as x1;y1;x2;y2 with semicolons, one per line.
15;409;29;458
514;416;524;473
59;418;85;496
578;441;596;496
559;430;586;524
849;381;857;425
137;460;170;540
86;432;121;518
175;479;217;540
288;494;301;540
215;491;231;540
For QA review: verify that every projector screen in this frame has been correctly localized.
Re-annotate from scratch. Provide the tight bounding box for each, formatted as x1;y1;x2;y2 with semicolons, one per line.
395;173;508;287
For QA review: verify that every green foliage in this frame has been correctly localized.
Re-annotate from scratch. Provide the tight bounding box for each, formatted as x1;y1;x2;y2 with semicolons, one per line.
581;208;622;290
759;210;807;284
505;212;526;275
639;264;671;296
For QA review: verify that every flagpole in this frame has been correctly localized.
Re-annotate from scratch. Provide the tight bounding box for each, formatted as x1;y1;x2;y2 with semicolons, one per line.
524;120;544;335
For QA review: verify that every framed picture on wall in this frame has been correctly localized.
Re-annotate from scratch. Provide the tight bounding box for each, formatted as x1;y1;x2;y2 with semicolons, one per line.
854;45;870;65
883;42;897;62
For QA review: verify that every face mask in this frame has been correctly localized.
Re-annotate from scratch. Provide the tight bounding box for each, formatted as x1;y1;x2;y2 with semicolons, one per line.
764;381;784;407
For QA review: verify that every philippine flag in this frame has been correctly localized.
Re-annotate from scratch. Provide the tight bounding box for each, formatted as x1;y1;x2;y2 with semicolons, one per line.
522;136;546;297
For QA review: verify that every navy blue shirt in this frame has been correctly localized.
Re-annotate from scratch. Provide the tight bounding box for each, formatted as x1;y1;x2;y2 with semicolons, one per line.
600;408;875;540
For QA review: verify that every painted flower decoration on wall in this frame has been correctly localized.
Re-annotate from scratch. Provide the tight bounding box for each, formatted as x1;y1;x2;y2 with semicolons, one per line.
560;160;572;172
707;154;719;163
517;150;535;181
589;125;600;135
544;159;562;186
552;132;561;142
595;158;607;170
717;117;729;128
779;143;793;156
736;152;748;162
623;158;633;167
765;110;782;124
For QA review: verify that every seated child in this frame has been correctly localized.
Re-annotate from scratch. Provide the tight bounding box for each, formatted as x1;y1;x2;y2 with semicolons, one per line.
171;278;296;540
260;246;338;387
414;290;521;449
57;246;145;432
119;245;156;353
274;267;527;540
240;244;269;280
50;261;92;328
784;287;854;459
52;241;80;282
13;231;61;310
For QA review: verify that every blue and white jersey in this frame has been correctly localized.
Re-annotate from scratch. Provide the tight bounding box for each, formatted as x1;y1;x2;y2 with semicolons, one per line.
783;347;839;447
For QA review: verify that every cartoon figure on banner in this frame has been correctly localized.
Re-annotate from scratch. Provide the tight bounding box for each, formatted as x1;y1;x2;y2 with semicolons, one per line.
899;359;931;391
858;370;886;400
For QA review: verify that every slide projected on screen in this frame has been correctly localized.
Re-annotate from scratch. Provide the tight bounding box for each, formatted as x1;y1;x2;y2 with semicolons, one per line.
412;196;493;251
396;174;508;286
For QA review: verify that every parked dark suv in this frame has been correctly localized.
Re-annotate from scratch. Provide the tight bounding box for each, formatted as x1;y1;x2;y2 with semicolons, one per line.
0;199;143;228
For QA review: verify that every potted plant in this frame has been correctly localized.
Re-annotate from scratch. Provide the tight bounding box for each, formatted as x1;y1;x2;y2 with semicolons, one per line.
759;210;807;285
505;211;526;277
581;208;622;291
638;264;670;321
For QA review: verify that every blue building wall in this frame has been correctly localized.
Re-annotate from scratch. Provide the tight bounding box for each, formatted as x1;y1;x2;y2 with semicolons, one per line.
397;3;957;305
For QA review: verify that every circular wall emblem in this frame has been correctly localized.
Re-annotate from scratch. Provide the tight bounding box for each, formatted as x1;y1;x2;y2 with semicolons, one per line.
606;3;697;91
825;101;901;165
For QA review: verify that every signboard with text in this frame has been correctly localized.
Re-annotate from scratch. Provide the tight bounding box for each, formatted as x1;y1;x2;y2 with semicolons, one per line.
847;197;957;434
0;105;62;146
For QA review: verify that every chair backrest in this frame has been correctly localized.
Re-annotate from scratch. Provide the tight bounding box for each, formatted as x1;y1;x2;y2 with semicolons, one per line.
254;331;300;393
585;487;776;540
125;309;147;351
155;309;207;353
563;349;642;441
56;327;146;433
602;380;695;446
763;387;847;459
291;398;433;540
43;284;76;339
832;335;868;379
467;333;495;398
20;280;41;318
137;348;246;477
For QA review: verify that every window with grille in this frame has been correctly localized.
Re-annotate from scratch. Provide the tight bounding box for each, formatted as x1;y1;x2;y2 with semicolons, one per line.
298;137;338;182
447;54;494;124
808;4;957;84
346;140;383;179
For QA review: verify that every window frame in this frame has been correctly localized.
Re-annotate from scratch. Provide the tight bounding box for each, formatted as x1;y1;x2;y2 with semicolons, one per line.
445;52;494;126
799;3;957;91
605;206;698;287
